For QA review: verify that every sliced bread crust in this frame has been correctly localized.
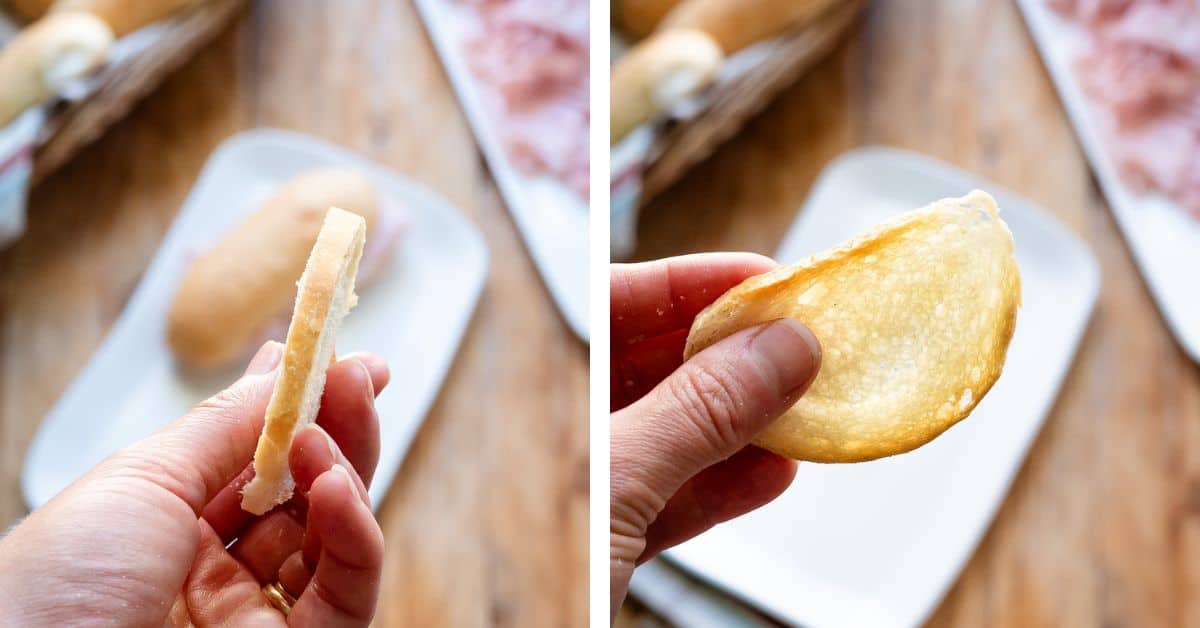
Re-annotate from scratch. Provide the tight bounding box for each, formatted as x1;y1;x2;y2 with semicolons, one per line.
241;206;366;515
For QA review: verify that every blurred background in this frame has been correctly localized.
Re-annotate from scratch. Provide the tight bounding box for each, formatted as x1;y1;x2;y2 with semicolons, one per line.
0;1;587;625
613;0;1200;626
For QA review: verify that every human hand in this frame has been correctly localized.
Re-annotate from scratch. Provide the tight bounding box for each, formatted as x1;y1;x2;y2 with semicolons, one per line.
0;341;388;627
610;253;822;616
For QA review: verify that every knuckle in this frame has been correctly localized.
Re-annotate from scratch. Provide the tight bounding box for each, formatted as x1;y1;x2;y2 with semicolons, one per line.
610;533;646;572
667;361;746;453
359;525;385;571
192;381;256;423
610;471;666;533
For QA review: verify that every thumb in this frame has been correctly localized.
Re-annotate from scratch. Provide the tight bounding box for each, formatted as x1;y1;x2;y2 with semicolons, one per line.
103;342;284;515
611;318;820;521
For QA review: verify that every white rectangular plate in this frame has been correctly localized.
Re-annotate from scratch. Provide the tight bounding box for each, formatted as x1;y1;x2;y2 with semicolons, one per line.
664;147;1100;628
1016;0;1200;362
414;0;589;340
22;129;489;510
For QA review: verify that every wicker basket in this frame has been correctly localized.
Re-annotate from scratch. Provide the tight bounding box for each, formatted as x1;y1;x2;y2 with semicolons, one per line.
629;0;865;205
9;0;248;182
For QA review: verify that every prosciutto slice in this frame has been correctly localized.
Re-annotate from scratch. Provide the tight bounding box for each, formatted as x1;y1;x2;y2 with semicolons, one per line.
454;0;590;199
1050;0;1200;218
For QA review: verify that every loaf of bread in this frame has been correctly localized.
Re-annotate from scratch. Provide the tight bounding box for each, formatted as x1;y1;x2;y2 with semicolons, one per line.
613;0;682;40
660;0;839;54
167;169;379;370
611;29;723;143
54;0;206;36
7;0;205;33
6;0;54;21
0;12;113;126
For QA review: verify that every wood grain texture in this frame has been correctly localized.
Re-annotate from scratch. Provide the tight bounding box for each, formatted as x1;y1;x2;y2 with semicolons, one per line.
622;0;1200;626
0;1;587;626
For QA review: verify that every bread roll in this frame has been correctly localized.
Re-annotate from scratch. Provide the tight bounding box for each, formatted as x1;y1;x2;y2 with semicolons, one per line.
660;0;839;54
241;207;366;515
167;169;379;370
0;12;113;126
54;0;204;36
613;0;682;40
685;191;1021;462
6;0;54;21
611;29;722;143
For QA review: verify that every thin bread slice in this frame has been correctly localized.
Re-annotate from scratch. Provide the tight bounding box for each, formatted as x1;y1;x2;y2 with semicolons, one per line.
241;207;366;515
685;190;1021;463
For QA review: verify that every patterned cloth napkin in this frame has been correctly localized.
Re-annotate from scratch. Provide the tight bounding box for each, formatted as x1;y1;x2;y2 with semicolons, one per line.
608;41;779;259
0;23;164;247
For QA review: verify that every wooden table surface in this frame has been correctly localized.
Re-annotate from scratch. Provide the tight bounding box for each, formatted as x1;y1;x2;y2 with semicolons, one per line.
621;0;1200;626
0;1;588;626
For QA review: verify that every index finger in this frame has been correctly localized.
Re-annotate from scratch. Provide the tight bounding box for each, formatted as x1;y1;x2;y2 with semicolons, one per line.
289;466;384;627
611;253;777;345
202;355;388;542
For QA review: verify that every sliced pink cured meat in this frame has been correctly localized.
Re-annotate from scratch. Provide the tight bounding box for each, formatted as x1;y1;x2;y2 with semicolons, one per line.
452;0;590;199
244;201;409;362
1076;41;1195;126
357;198;409;288
1047;0;1135;24
1050;0;1200;217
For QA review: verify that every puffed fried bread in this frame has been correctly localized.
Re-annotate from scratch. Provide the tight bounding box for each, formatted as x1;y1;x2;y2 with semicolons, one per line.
685;190;1021;462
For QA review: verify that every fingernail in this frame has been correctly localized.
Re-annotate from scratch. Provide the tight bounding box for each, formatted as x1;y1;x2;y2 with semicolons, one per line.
245;341;284;375
307;425;338;461
339;352;380;397
332;463;371;507
341;352;385;373
331;463;354;489
747;318;822;399
354;359;376;398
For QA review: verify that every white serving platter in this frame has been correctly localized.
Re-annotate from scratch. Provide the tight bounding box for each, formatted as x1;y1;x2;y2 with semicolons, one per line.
662;147;1100;627
1016;0;1200;362
414;0;589;341
22;129;489;510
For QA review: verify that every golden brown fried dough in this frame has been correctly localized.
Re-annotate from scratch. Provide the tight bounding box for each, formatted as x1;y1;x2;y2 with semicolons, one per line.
685;191;1021;462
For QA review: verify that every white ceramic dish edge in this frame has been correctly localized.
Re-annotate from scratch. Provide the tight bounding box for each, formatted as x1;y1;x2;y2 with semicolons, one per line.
663;147;1100;628
21;128;490;511
1016;0;1200;362
413;0;589;341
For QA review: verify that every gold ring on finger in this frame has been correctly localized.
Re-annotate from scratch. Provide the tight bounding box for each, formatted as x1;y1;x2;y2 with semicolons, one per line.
262;580;297;616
